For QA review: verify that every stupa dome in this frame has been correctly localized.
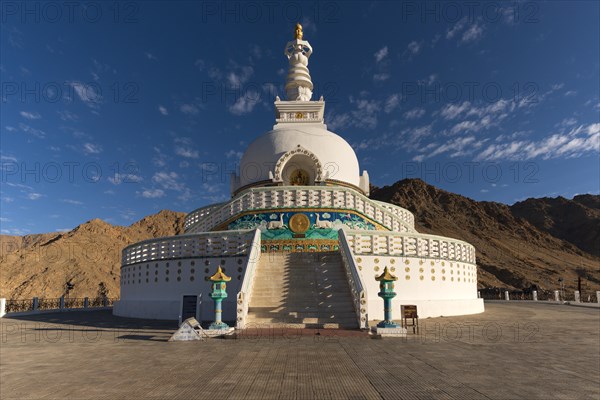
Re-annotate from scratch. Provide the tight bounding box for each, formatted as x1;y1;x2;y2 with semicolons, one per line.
238;123;362;190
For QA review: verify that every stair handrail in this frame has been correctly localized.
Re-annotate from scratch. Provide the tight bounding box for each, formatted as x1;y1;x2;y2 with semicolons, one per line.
338;229;368;329
236;229;262;329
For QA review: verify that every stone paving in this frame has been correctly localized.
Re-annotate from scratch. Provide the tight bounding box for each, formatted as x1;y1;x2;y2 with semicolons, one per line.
1;302;598;399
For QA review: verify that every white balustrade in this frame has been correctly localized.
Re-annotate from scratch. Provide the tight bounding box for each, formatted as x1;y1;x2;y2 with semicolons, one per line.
122;230;255;266
184;186;416;235
342;230;476;264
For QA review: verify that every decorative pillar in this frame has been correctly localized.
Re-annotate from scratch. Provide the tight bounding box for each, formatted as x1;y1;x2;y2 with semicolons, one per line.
375;267;399;328
554;290;560;302
477;291;481;299
574;291;580;303
532;291;538;301
0;298;5;318
504;291;510;301
209;266;232;330
596;291;600;304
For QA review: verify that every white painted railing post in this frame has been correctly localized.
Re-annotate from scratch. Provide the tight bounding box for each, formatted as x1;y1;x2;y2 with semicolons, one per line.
574;291;580;303
504;291;510;301
554;290;560;302
597;291;600;304
33;297;39;311
477;291;481;299
84;297;89;308
532;291;538;301
60;296;65;309
0;298;5;318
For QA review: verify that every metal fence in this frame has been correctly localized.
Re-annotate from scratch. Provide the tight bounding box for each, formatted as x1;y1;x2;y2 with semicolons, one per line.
479;288;598;303
5;297;118;314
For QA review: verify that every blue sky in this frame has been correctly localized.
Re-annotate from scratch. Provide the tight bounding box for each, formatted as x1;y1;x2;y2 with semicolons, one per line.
1;1;599;234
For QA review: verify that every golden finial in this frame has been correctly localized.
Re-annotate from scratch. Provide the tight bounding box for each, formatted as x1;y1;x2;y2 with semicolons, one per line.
209;266;231;282
294;22;303;40
375;266;398;281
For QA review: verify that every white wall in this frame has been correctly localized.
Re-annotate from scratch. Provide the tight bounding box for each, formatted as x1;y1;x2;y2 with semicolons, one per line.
114;255;248;321
354;255;483;320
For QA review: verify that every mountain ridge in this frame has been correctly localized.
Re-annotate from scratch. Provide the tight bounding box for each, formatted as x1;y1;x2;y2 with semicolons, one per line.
1;180;598;299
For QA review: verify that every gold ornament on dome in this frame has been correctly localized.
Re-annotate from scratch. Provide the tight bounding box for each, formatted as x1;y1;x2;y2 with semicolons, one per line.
290;169;309;185
294;22;303;40
289;213;310;233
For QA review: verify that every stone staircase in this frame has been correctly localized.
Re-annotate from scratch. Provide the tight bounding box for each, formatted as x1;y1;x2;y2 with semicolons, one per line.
246;251;358;329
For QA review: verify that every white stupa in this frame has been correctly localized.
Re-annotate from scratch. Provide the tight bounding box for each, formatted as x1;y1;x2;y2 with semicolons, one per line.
114;24;484;327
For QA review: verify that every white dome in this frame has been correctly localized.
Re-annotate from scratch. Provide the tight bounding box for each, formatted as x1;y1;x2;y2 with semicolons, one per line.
239;124;361;189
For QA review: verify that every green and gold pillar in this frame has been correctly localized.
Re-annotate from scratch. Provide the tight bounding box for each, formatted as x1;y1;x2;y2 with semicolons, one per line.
376;266;399;328
209;266;231;330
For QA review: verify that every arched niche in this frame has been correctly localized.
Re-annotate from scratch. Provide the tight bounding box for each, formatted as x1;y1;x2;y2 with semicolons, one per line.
273;146;323;185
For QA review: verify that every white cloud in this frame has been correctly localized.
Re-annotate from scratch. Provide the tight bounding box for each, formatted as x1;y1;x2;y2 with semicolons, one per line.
174;137;200;159
404;108;426;119
27;193;43;200
68;81;102;108
180;104;200;115
58;110;78;121
152;171;185;191
158;105;168;115
108;173;143;185
461;22;484;43
225;150;243;160
20;111;41;120
61;199;83;205
446;18;467;39
83;143;103;154
407;40;422;55
373;73;390;82
18;123;46;139
229;90;260;115
140;188;165;198
374;46;388;63
145;52;157;60
564;90;577;97
384;94;400;113
475;123;600;161
227;66;254;89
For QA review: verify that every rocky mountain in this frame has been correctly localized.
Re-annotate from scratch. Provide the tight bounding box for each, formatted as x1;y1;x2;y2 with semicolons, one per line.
370;179;600;293
0;210;186;300
1;180;598;300
510;195;600;257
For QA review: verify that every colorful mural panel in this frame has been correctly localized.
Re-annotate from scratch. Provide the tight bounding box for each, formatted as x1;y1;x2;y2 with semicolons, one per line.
227;211;377;240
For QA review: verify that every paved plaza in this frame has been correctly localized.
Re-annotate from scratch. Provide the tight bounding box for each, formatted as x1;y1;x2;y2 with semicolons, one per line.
1;302;598;399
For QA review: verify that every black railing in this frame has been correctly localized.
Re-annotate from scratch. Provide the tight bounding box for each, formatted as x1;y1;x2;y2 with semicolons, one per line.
5;299;34;313
479;288;598;303
4;297;118;313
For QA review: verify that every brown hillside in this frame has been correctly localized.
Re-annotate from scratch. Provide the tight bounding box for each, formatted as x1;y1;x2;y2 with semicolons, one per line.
510;196;600;257
0;210;186;300
370;179;600;292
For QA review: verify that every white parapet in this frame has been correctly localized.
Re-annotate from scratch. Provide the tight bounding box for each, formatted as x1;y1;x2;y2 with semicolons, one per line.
505;291;510;301
574;291;581;303
533;291;538;301
554;290;560;302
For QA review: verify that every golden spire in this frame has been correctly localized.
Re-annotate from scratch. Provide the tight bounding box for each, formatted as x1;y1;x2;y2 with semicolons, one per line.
294;22;303;40
375;266;398;281
209;266;231;282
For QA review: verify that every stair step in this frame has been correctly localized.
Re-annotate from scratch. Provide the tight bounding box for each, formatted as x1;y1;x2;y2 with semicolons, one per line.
247;251;356;328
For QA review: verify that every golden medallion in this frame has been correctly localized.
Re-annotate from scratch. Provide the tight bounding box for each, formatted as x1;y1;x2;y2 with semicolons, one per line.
295;112;304;119
289;213;310;233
